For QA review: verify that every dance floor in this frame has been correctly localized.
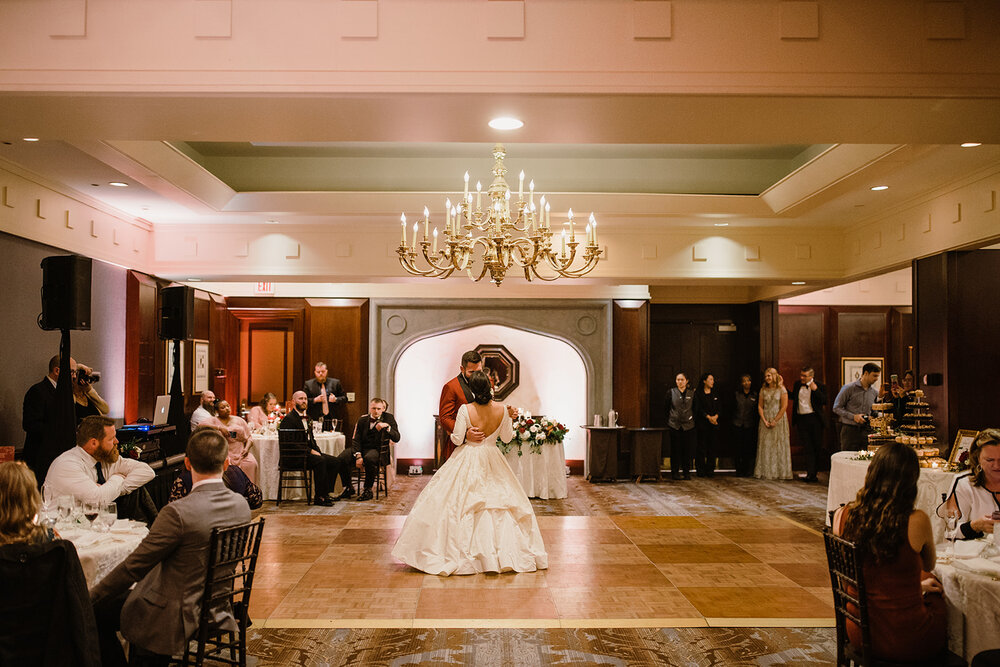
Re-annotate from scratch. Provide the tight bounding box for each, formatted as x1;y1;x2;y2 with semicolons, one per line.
246;474;837;665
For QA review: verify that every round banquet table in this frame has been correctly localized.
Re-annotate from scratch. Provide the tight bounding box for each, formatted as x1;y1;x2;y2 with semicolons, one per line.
503;442;568;499
827;451;957;542
935;539;1000;661
62;520;149;588
251;431;346;501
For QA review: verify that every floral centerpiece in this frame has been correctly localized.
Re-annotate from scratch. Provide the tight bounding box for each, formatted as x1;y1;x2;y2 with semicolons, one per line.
118;439;142;460
946;449;970;473
498;410;568;456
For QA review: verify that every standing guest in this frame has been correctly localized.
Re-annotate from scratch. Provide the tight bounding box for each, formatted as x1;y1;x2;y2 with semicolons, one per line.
667;372;696;480
891;370;916;424
0;461;101;667
211;400;257;484
833;362;881;452
755;368;792;480
438;350;488;460
22;354;75;474
833;444;946;662
790;366;827;483
693;372;721;478
189;390;217;430
947;429;1000;540
44;416;155;508
303;362;347;428
90;429;251;667
247;392;278;429
732;374;759;477
279;391;343;506
72;362;109;425
341;398;401;501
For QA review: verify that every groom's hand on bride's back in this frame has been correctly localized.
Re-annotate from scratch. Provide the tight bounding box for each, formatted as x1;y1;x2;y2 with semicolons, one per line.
467;427;486;443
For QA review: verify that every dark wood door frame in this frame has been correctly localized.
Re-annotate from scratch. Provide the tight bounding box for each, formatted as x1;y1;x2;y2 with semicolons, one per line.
229;308;305;403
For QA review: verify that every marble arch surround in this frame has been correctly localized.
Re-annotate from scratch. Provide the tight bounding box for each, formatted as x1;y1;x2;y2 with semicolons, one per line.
371;299;612;422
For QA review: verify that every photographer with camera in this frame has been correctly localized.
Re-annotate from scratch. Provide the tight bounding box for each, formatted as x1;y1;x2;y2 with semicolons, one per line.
73;362;109;425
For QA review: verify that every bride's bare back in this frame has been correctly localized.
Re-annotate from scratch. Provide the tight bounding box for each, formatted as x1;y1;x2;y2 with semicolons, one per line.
466;401;505;437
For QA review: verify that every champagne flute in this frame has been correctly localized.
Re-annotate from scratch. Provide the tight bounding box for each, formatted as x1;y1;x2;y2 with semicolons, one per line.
944;507;958;561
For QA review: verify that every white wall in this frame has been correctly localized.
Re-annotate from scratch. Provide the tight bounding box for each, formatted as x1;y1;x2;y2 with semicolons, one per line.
393;324;587;462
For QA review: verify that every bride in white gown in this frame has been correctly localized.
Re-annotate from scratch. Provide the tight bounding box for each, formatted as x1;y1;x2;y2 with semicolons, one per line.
391;370;548;576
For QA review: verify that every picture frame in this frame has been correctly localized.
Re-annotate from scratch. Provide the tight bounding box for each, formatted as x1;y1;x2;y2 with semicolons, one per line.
193;340;210;393
841;357;884;387
473;343;520;401
165;340;185;394
949;429;979;465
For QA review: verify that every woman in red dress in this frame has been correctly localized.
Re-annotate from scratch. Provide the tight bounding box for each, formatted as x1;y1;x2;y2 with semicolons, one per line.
833;443;947;661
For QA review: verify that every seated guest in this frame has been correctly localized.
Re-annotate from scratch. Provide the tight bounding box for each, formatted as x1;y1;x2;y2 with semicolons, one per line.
280;391;343;506
210;400;258;484
0;461;101;666
168;428;263;510
45;415;155;508
189;390;217;430
947;428;1000;540
339;398;400;501
247;392;278;429
90;428;251;667
833;443;946;662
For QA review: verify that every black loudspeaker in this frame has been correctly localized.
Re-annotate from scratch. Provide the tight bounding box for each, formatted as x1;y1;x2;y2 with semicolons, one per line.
40;255;92;331
159;286;194;340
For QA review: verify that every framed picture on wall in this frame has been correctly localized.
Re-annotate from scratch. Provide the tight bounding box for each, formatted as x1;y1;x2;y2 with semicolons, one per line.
841;357;884;387
949;430;979;465
193;340;209;393
165;340;185;394
473;344;520;401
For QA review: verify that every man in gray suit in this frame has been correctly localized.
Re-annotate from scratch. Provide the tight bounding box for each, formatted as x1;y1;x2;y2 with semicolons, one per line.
91;427;251;665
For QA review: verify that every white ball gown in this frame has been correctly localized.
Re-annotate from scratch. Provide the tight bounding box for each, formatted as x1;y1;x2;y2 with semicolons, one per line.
391;403;548;576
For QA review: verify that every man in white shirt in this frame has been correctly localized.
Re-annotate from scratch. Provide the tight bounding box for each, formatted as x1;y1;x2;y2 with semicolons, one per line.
44;415;154;507
189;390;217;430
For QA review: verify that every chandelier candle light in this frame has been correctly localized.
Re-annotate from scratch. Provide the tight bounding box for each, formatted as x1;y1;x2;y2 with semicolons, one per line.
398;144;603;286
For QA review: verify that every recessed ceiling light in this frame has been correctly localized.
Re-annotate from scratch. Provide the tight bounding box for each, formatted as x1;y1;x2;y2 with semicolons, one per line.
961;142;982;148
187;278;201;282
108;181;129;187
792;281;806;285
488;116;524;131
870;185;889;191
264;219;280;225
713;223;729;227
22;137;39;142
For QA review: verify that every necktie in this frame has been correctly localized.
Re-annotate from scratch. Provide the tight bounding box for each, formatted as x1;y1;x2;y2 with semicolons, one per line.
95;461;106;484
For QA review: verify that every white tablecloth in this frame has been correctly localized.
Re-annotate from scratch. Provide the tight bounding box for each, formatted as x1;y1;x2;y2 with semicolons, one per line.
64;521;148;588
504;442;567;500
936;541;1000;661
827;451;958;542
251;432;346;501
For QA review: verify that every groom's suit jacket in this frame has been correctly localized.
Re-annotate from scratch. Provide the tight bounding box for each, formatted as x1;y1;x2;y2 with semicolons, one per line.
90;482;251;656
438;374;474;460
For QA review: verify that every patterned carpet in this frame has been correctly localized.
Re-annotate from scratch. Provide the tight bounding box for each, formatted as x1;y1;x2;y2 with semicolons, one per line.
248;473;836;666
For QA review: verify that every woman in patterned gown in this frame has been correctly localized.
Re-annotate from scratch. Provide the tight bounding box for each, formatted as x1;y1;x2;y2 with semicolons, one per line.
754;367;792;480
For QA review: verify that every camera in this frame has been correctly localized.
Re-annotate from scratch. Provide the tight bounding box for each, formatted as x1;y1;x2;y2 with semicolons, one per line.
77;369;101;385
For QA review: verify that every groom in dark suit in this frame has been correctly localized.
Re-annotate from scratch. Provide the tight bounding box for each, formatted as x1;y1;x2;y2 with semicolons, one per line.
438;350;485;460
341;398;400;501
90;428;251;665
791;365;827;483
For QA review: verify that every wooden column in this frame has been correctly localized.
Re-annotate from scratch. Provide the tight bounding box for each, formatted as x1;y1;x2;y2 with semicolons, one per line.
612;299;649;428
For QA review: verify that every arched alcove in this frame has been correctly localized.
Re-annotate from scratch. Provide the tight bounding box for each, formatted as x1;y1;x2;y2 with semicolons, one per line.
370;298;612;464
393;324;587;460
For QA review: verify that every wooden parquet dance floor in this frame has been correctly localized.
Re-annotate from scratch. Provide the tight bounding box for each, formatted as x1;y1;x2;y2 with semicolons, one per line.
250;476;834;631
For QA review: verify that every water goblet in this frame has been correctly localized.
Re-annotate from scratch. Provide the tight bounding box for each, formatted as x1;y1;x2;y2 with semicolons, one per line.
56;495;74;525
944;507;958;561
98;502;117;532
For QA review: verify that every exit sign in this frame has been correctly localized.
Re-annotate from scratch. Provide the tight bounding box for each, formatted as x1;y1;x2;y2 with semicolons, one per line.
254;282;274;296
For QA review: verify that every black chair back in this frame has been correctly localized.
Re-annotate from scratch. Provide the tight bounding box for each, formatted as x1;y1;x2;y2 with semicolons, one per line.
277;428;310;469
824;530;870;666
0;539;101;666
185;518;266;667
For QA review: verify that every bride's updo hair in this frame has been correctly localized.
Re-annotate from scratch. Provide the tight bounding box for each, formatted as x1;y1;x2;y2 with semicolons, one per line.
467;370;493;405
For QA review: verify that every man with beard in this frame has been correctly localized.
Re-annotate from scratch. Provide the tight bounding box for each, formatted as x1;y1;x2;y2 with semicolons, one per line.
44;415;154;506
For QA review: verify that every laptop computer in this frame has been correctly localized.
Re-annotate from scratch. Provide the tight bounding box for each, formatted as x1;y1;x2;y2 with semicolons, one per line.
152;394;171;426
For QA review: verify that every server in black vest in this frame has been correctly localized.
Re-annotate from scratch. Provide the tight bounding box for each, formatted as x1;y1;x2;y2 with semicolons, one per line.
667;372;696;480
303;361;347;428
732;374;759;477
790;366;827;483
339;398;401;501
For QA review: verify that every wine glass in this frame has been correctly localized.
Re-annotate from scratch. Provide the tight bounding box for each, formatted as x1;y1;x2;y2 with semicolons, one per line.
56;495;74;526
98;502;117;532
82;501;100;530
944;507;958;561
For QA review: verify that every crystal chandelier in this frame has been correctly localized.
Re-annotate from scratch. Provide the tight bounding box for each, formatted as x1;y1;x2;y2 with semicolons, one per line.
397;144;603;286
